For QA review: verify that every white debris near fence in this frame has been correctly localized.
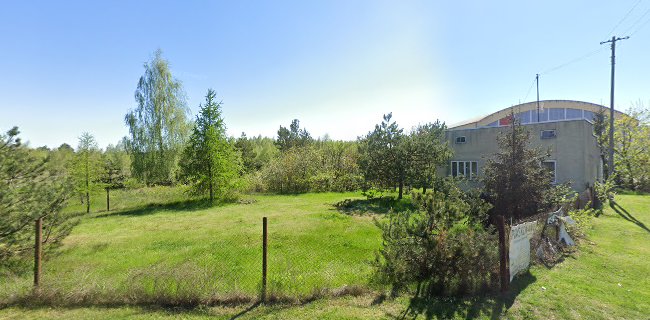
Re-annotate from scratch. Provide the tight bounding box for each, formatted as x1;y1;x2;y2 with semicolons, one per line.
509;208;579;282
509;220;538;282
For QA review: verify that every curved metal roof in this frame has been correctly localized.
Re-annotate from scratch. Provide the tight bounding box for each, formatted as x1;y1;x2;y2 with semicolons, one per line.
449;100;624;130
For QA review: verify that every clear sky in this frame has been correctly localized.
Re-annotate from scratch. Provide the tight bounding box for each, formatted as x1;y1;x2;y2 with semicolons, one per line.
1;0;649;149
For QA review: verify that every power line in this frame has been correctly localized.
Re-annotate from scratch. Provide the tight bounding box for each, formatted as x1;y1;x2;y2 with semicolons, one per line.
539;47;607;75
622;6;650;35
521;77;536;103
629;10;650;35
607;0;643;36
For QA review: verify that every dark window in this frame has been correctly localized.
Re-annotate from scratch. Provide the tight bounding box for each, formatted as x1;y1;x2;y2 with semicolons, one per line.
541;130;556;139
455;136;466;144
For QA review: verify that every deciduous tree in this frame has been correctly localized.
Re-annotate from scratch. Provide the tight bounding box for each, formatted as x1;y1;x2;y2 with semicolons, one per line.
124;49;190;185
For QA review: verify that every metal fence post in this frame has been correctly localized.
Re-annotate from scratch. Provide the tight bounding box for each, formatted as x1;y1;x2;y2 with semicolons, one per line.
497;215;509;292
262;216;268;302
34;217;42;287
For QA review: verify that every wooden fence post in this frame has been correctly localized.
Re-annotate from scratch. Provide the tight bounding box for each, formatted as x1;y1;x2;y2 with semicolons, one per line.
497;215;509;292
34;217;42;288
262;216;268;302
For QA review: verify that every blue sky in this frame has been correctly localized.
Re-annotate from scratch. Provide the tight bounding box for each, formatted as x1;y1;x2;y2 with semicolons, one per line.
1;0;649;148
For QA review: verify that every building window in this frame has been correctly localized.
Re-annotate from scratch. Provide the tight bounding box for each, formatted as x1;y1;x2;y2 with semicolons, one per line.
566;108;582;119
549;108;565;121
455;136;467;144
540;130;557;139
542;160;557;183
451;161;478;179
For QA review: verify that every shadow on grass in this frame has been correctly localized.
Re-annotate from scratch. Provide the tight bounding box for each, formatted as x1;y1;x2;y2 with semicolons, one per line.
94;198;219;218
394;273;536;320
610;201;650;234
334;197;415;215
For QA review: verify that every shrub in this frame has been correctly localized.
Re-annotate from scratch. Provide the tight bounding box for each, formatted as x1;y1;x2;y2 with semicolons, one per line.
373;180;499;297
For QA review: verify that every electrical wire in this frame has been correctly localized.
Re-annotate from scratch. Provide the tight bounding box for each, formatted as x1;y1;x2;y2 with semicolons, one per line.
622;6;650;35
629;9;650;35
607;0;643;36
521;77;536;103
539;47;607;75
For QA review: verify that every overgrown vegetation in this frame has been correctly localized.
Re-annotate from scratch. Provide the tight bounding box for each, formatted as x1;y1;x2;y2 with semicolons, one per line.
374;179;498;297
358;113;451;199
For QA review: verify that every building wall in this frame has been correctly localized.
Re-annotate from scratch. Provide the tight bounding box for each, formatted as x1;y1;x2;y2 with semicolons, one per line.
443;120;601;192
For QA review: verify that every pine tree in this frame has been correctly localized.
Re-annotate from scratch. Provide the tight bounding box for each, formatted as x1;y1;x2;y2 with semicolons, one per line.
181;89;241;202
481;114;554;221
0;127;74;261
73;132;104;213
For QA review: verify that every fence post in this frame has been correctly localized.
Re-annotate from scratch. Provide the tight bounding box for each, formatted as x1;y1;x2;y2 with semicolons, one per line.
34;217;42;288
497;215;509;292
262;216;268;302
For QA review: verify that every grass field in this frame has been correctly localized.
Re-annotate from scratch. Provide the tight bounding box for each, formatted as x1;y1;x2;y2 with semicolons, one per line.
1;188;381;305
1;190;649;319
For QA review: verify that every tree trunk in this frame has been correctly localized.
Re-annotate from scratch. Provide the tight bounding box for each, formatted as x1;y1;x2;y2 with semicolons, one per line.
398;179;404;199
422;186;427;194
86;191;90;214
106;188;110;211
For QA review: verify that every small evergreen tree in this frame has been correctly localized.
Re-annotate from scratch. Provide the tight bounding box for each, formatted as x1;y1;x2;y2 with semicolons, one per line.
73;132;104;213
358;113;406;198
275;119;313;152
1;127;74;261
181;89;241;202
102;143;131;211
481;115;554;221
375;179;497;296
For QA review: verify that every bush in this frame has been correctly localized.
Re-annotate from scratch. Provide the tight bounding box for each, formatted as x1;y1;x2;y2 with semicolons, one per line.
594;176;617;210
373;180;499;297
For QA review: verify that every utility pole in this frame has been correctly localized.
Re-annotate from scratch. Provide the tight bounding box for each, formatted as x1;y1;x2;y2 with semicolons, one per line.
600;35;629;178
536;74;540;122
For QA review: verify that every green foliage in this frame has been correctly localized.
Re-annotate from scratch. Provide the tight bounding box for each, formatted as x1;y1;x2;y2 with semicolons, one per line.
594;175;617;209
566;207;597;240
180;89;242;202
257;140;362;194
72;132;105;213
403;122;452;193
124;49;190;185
0;127;75;263
613;105;650;192
260;146;320;193
374;179;498;296
235;133;279;173
102;142;131;190
545;182;578;209
359;114;451;199
275;119;313;152
358;113;406;198
481;116;554;220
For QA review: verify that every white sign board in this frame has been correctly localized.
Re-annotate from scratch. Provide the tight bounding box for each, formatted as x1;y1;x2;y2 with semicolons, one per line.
509;221;537;282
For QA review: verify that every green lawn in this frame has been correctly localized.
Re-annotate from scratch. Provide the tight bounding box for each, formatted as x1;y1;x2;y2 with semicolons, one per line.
1;191;649;319
1;188;381;305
